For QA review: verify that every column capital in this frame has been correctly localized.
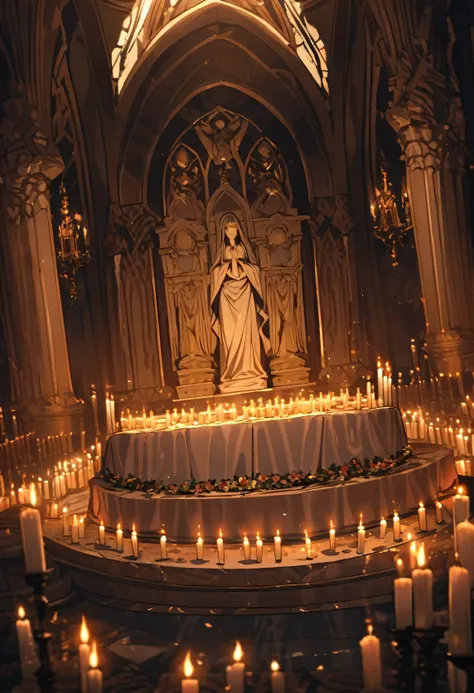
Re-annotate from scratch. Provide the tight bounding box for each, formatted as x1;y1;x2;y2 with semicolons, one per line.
0;99;62;224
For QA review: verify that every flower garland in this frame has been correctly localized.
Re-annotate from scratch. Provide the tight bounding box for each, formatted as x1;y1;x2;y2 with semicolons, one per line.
97;446;412;496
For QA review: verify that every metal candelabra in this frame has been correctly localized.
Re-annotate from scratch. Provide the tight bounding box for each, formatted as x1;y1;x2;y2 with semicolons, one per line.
24;567;56;692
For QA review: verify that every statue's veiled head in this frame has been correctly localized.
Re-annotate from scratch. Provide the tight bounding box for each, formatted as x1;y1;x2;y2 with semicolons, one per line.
222;213;242;244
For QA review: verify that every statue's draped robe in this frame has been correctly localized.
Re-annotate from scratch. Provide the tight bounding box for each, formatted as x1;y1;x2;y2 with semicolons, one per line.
210;240;269;393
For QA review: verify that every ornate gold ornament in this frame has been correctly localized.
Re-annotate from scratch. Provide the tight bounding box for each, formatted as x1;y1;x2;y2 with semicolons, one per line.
56;183;91;300
371;166;412;266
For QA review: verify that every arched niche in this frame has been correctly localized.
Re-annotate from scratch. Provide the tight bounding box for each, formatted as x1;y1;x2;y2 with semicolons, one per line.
113;2;341;206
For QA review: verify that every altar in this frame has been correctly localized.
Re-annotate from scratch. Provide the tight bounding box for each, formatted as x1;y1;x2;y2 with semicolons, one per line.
104;406;407;484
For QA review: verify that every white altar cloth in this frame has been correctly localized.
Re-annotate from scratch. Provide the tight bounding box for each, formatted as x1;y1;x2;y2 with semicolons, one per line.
104;407;407;485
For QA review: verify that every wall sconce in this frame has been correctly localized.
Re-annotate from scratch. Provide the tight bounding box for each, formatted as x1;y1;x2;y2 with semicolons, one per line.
56;183;91;300
371;166;412;266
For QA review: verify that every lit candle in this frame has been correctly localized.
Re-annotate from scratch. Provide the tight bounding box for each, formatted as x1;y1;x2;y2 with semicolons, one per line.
394;560;413;630
304;530;313;559
87;641;103;693
379;517;387;541
131;524;139;558
357;514;365;554
116;523;123;552
243;533;251;561
393;512;401;541
412;543;433;629
329;520;336;552
182;651;199;693
377;358;383;403
160;529;167;560
454;486;470;526
226;642;245;693
217;529;225;565
270;661;285;693
457;520;474;585
409;539;417;572
448;565;473;655
79;615;90;693
196;532;204;561
273;529;282;563
72;514;80;544
256;532;263;563
78;515;85;539
20;507;46;573
359;625;383;692
436;501;443;524
98;520;105;546
16;605;38;679
418;502;427;532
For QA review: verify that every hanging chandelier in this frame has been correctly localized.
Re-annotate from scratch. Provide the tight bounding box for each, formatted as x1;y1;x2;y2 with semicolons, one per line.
56;183;91;300
370;166;412;266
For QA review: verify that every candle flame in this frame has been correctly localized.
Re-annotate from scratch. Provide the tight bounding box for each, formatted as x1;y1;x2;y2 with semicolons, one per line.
62;506;67;515
30;486;37;506
304;529;309;539
80;615;89;644
132;524;136;533
368;624;373;636
436;501;442;509
117;523;121;531
417;543;426;568
100;520;104;528
393;511;399;519
18;605;26;620
184;651;193;677
276;529;280;537
359;513;363;526
458;486;464;496
330;520;334;530
233;641;243;663
270;661;280;673
256;532;261;541
161;528;166;535
89;641;98;669
419;501;424;509
219;528;223;539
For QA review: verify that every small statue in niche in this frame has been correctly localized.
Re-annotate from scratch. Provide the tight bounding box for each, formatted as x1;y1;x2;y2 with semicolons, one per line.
195;109;248;168
167;146;204;220
247;139;290;215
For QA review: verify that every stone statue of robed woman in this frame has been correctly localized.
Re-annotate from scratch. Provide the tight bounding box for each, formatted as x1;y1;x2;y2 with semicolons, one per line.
210;214;270;393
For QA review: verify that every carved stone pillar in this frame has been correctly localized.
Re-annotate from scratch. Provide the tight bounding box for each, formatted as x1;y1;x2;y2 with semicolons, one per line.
311;196;364;386
108;204;166;398
0;102;83;436
388;95;474;372
157;220;216;398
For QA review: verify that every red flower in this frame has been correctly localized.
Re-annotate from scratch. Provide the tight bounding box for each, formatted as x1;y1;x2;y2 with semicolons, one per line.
219;480;229;491
239;477;249;486
272;475;281;483
169;484;178;494
258;474;268;482
289;472;298;481
194;484;204;494
280;479;288;485
341;465;349;475
204;480;214;492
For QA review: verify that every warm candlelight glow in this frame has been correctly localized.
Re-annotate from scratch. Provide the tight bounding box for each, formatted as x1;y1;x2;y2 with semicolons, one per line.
184;651;193;678
417;543;426;569
419;501;424;509
132;523;136;533
30;486;37;506
270;661;280;673
233;641;243;663
330;520;334;529
80;615;89;644
89;641;98;669
117;523;121;530
367;624;373;636
219;528;223;539
358;513;363;527
18;605;26;620
62;506;67;515
458;486;464;496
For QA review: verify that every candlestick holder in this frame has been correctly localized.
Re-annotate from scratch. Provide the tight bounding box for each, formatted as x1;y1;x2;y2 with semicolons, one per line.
390;628;415;691
24;568;56;692
411;627;446;693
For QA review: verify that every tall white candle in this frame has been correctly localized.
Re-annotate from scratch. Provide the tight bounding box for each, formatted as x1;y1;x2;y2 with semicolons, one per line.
131;524;139;558
360;625;383;691
457;520;474;585
116;523;123;552
160;530;167;559
79;615;90;693
98;521;105;546
196;532;204;560
20;507;46;573
243;533;251;561
449;565;473;655
394;559;413;630
412;543;433;629
454;486;470;526
226;642;244;693
72;514;80;544
304;530;313;559
62;507;69;536
418;502;427;532
256;532;263;563
16;605;38;679
377;358;383;402
379;517;387;540
217;529;225;565
182;651;199;693
357;515;366;554
270;661;285;693
79;516;85;539
435;501;443;524
393;512;401;541
87;641;103;693
329;520;336;552
273;529;282;562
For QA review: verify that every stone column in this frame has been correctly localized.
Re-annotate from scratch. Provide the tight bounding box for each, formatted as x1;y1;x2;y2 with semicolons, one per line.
0;103;83;436
388;96;474;372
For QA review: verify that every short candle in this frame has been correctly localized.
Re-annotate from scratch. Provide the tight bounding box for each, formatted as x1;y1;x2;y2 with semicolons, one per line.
226;641;245;693
196;532;203;560
116;523;123;552
270;660;285;693
79;615;90;693
412;543;433;629
87;641;103;693
379;517;387;540
243;533;251;561
304;530;313;559
182;651;199;693
160;529;167;560
216;529;225;565
131;524;139;558
256;532;263;563
329;520;336;552
273;529;282;563
393;511;401;541
357;514;365;555
418;501;427;532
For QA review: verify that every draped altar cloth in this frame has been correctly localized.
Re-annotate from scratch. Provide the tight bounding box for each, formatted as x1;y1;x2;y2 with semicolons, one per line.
104;407;408;485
